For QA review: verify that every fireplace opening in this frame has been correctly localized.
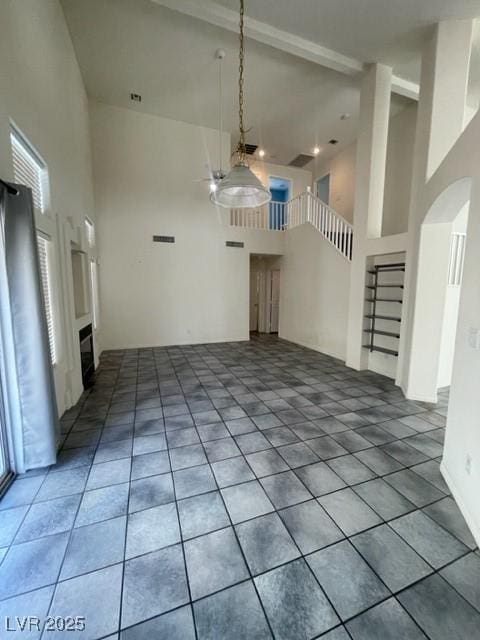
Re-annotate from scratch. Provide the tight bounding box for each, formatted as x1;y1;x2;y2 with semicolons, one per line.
79;323;95;388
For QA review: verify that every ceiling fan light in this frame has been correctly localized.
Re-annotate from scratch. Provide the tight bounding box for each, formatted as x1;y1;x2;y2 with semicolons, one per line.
210;163;271;208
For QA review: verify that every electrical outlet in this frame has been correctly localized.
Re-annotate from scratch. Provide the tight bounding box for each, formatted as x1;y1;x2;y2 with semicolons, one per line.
466;454;472;475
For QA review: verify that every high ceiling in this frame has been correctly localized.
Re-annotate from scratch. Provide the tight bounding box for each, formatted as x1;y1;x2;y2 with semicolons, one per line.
213;0;480;82
61;0;480;168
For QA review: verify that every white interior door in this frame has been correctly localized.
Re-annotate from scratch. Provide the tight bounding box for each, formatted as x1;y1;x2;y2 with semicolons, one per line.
269;270;280;333
257;272;267;332
249;270;259;331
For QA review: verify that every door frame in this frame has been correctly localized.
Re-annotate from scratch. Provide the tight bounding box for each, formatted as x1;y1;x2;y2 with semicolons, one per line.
268;175;292;202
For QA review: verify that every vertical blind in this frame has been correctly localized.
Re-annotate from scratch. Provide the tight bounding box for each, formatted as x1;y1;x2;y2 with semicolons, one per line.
36;235;57;364
448;232;466;287
10;129;47;213
90;260;99;330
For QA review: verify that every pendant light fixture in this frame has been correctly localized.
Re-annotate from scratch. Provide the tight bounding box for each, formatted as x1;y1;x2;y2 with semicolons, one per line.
210;0;271;209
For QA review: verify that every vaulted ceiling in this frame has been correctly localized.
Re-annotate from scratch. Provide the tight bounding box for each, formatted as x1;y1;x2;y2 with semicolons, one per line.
61;0;480;167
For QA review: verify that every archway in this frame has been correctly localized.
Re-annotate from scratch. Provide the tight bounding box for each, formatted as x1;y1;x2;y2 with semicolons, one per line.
405;177;472;401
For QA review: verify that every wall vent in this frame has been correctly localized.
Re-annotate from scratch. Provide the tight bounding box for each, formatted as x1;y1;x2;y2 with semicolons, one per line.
226;241;244;248
153;235;175;243
288;154;314;168
130;93;142;102
245;144;258;155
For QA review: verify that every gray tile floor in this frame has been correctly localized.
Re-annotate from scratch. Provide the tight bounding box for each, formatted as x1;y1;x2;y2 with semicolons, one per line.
0;335;479;639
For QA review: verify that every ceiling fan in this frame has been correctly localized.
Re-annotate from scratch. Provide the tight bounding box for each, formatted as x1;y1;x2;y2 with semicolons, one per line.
194;48;228;191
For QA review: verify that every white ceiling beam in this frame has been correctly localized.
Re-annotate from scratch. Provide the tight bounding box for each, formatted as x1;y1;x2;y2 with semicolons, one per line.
152;0;419;100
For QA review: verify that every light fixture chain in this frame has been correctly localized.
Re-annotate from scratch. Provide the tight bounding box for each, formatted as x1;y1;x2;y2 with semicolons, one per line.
238;0;246;162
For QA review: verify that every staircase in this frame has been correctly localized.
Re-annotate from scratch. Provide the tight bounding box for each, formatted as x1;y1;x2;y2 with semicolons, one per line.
230;189;353;261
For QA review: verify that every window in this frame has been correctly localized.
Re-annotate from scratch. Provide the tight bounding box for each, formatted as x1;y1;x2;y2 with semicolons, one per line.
10;127;49;213
448;232;466;286
90;260;100;330
85;218;95;247
37;235;57;364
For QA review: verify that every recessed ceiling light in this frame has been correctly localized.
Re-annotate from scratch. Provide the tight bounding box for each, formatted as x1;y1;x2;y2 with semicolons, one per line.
340;113;351;120
329;139;339;145
258;149;266;158
313;146;321;155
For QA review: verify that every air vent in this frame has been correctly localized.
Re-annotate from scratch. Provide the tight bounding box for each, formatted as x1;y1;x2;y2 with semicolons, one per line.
329;139;339;145
288;154;314;168
245;144;258;155
226;241;244;248
130;93;142;102
153;235;174;243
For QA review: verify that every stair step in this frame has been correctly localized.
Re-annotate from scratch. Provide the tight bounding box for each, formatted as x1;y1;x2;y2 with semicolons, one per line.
363;345;399;356
365;314;402;322
366;298;403;303
364;329;401;338
366;284;404;289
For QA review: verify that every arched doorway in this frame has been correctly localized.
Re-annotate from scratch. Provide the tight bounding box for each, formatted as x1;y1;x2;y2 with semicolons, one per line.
404;177;472;401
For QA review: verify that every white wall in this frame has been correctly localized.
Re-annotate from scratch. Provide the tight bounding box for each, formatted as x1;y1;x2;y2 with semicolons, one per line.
90;101;284;350
437;203;469;388
314;143;356;222
279;224;351;360
443;172;480;545
403;102;480;546
0;0;96;417
254;162;312;199
382;104;417;236
314;104;416;236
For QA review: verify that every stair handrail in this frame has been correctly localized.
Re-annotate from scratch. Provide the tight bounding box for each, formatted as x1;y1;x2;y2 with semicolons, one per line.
307;190;353;228
286;189;353;261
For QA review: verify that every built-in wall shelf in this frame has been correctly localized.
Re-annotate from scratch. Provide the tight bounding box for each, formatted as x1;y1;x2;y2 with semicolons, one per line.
366;284;404;289
366;298;403;303
367;263;405;274
363;262;406;358
364;328;401;338
365;314;402;322
362;344;399;356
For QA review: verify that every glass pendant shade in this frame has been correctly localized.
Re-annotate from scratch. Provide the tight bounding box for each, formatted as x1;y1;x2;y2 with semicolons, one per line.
210;163;271;208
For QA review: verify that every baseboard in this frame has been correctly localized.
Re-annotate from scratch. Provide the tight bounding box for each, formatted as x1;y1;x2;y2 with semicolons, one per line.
101;335;250;351
440;460;480;548
399;381;438;404
279;334;346;363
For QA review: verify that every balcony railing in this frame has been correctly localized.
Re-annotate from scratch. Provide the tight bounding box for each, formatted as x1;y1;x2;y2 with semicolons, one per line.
229;189;353;261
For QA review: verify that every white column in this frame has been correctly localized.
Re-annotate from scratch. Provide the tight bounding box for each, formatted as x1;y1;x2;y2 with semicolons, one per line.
398;20;473;400
346;63;392;370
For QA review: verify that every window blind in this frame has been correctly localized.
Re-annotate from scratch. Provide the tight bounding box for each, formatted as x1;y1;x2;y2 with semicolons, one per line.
90;260;100;330
37;235;57;364
448;232;466;286
10;129;47;213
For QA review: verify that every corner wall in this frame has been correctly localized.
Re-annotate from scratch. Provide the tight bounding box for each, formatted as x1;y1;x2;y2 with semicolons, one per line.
382;104;417;235
314;143;356;223
279;224;351;360
313;104;417;235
